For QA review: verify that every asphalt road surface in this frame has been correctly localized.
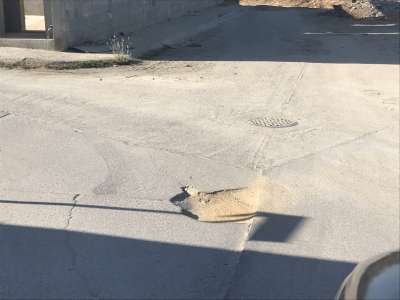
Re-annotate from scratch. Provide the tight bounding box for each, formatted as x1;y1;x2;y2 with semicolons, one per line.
0;5;399;300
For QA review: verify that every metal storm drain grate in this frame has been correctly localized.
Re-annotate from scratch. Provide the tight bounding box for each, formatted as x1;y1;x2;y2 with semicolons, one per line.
250;117;298;128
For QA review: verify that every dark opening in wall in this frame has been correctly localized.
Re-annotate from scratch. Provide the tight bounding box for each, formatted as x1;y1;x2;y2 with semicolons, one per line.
3;0;24;33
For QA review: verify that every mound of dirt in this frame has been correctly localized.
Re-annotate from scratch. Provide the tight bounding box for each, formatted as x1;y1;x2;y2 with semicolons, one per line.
240;0;385;19
241;0;332;8
175;178;267;223
339;0;384;19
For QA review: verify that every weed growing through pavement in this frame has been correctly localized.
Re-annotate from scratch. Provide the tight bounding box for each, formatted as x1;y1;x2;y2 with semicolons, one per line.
107;33;135;64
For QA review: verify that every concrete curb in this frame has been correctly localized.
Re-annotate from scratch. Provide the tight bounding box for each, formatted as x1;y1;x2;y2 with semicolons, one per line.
0;47;124;70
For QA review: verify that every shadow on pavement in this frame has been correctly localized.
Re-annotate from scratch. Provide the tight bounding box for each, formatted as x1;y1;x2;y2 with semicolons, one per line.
152;5;399;65
225;249;356;299
0;199;181;215
0;198;307;243
249;212;307;242
0;223;356;299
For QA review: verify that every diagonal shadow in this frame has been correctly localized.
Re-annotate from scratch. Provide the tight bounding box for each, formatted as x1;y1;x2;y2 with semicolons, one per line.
0;198;181;215
1;197;307;243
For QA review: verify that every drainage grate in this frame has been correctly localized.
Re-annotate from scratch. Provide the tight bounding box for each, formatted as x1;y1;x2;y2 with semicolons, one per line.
250;117;298;128
0;111;10;119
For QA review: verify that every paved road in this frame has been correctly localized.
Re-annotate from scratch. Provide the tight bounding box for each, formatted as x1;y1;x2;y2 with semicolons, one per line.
1;5;399;300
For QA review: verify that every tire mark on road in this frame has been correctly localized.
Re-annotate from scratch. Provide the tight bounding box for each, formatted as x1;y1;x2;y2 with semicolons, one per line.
281;62;307;112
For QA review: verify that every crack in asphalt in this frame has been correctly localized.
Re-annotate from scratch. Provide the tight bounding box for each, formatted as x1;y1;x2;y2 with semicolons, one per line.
65;194;80;229
0;111;11;119
64;193;100;299
265;127;389;173
222;220;254;300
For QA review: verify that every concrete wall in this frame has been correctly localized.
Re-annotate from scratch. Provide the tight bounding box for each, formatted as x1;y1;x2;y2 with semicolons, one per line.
49;0;224;49
24;0;44;15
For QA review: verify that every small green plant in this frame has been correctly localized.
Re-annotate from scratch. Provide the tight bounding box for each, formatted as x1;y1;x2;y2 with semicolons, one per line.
107;33;135;63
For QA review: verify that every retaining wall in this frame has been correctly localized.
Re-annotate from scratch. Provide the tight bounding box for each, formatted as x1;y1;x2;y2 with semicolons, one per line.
50;0;224;49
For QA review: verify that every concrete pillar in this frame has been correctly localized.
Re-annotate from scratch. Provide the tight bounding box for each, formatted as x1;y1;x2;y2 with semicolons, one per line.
49;0;70;50
0;0;5;35
43;0;53;32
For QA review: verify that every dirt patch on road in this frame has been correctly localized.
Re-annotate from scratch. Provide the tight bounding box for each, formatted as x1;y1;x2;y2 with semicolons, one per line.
172;177;293;223
173;177;267;223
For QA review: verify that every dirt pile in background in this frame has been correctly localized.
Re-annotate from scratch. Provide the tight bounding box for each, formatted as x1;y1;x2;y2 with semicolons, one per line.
338;0;384;19
240;0;386;19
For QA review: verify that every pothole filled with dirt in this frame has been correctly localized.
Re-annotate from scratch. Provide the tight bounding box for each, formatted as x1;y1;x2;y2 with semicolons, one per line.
172;178;268;223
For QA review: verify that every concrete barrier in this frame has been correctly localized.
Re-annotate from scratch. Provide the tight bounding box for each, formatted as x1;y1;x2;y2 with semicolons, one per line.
49;0;224;50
